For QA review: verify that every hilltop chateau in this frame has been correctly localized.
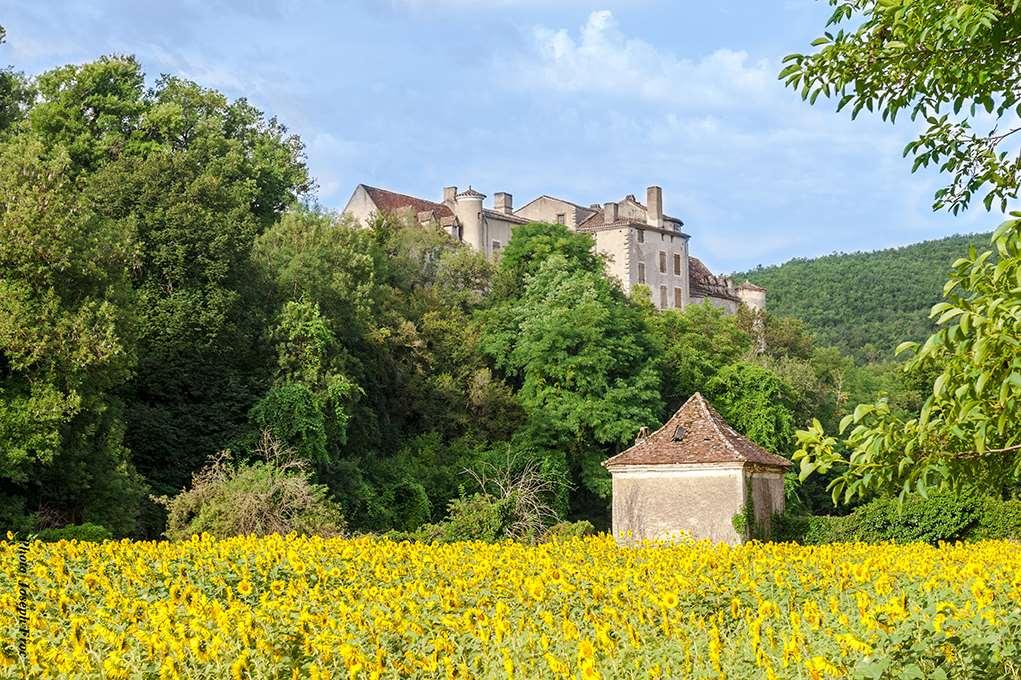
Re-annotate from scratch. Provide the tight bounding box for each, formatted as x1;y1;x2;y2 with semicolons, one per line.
343;184;764;312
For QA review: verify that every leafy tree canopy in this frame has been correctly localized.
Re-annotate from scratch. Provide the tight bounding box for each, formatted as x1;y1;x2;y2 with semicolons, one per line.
781;0;1021;214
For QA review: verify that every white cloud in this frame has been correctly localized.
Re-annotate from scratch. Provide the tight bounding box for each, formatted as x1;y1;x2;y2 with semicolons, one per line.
516;10;773;109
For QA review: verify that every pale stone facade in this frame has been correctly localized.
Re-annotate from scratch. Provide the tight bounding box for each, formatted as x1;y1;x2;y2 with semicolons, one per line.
603;393;791;545
342;183;760;312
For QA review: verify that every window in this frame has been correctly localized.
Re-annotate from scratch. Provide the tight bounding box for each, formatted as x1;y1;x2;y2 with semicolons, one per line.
674;287;683;308
673;253;682;275
556;213;566;225
659;251;667;273
492;240;501;258
637;229;645;243
637;262;646;284
660;286;668;308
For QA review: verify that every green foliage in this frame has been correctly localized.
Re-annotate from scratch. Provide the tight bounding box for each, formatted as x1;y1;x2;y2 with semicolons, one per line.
490;222;602;299
795;219;1021;503
778;491;1021;545
733;233;992;358
847;493;978;544
480;229;663;506
543;520;596;541
970;496;1021;541
707;362;798;453
731;502;751;540
34;522;112;543
402;493;519;544
650;303;752;411
782;0;1021;215
0;132;143;535
161;436;344;540
250;299;360;466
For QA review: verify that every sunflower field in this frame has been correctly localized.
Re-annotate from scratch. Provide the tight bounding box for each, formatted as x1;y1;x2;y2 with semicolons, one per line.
1;535;1020;679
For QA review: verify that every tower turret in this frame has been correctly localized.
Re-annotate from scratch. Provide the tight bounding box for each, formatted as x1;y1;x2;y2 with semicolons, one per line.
736;280;766;312
453;186;486;251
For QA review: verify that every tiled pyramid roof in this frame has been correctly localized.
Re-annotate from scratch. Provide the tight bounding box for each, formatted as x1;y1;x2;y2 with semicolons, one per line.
602;393;792;469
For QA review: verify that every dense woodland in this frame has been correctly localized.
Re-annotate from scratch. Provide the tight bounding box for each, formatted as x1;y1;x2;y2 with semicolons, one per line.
0;48;934;539
733;232;992;360
4;1;1020;543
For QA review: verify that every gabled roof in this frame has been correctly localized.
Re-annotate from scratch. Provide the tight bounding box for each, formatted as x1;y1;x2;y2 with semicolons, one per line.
361;184;454;219
576;210;689;237
602;393;792;469
513;194;600;219
689;257;740;302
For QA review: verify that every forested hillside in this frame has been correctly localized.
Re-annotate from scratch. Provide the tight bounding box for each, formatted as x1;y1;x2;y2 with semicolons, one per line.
733;232;992;360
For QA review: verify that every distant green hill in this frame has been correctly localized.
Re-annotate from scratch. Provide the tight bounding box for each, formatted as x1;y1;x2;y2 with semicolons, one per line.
732;232;992;360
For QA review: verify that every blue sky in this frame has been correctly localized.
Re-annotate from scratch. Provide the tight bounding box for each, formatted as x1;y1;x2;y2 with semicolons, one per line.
0;1;1007;273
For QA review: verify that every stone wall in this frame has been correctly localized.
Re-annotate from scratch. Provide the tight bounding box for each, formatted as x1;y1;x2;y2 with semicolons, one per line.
342;185;377;226
610;464;745;544
514;196;588;229
630;227;689;310
747;470;785;538
482;214;517;258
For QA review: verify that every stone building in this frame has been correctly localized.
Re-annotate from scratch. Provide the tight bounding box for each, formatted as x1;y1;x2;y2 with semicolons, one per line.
343;183;764;313
602;393;791;544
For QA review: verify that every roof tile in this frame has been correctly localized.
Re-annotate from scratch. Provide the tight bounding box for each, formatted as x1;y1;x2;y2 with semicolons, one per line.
603;393;792;469
363;185;454;219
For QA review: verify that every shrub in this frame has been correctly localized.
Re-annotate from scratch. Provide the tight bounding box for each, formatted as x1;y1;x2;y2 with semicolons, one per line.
34;522;112;543
411;493;516;543
543;520;595;541
780;491;984;545
969;497;1021;540
158;434;344;540
392;460;565;544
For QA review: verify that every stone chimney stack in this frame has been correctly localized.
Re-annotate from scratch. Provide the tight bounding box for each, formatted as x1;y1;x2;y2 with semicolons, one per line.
603;202;619;223
443;186;457;204
494;192;513;215
646;186;663;228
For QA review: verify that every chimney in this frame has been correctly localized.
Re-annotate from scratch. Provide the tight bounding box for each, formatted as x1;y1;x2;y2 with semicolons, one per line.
603;201;618;223
443;186;457;204
646;186;663;228
494;192;513;214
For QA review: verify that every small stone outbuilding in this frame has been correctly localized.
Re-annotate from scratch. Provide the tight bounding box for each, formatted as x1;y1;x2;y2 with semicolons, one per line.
603;393;792;544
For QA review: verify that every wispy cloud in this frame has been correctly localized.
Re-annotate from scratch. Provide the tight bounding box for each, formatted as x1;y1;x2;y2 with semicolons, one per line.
514;10;773;109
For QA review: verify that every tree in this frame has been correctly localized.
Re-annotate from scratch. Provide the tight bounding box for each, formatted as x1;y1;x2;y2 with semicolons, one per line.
249;299;361;467
0;26;32;134
480;240;662;509
786;0;1021;503
93;69;311;527
795;217;1021;502
706;362;799;454
781;0;1021;214
490;221;604;299
649;302;752;412
0;136;143;533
